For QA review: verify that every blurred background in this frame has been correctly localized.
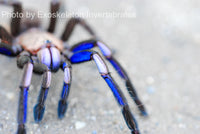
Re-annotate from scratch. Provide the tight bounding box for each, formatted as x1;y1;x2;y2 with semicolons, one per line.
0;0;200;134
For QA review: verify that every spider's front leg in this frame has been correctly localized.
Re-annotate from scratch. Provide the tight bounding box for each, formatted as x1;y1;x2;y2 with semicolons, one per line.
69;40;147;116
69;50;140;134
33;67;52;122
0;26;22;56
58;59;72;118
16;52;34;134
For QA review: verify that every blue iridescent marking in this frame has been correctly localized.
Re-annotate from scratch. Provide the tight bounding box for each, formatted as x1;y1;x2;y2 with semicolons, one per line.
44;88;49;100
18;88;28;124
33;87;49;122
61;82;69;99
33;104;45;122
38;87;49;103
62;62;67;69
102;74;125;106
58;82;70;118
70;51;93;63
23;89;28;124
72;42;95;52
108;58;127;79
0;47;12;56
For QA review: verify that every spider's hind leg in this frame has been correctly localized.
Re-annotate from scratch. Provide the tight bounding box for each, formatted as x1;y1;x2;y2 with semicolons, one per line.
61;17;97;42
58;60;72;119
70;50;140;134
0;1;22;36
20;9;41;32
47;0;60;33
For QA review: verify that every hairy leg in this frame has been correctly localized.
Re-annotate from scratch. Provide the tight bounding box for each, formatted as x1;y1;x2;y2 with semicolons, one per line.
58;59;72;118
67;39;147;115
34;69;52;122
0;1;22;36
0;26;22;56
47;0;60;33
16;52;33;134
70;50;140;134
61;17;97;41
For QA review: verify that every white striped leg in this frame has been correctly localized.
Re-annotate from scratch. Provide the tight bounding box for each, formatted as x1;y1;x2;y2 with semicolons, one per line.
96;41;147;115
70;51;140;134
93;53;140;134
17;62;33;134
70;40;147;116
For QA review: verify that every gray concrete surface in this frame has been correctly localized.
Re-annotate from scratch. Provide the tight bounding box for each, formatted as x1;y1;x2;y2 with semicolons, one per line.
0;0;200;134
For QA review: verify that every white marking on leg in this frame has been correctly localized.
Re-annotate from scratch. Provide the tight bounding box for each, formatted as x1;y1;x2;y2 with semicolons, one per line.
20;63;33;87
97;41;112;57
92;54;109;74
42;71;52;88
64;67;71;84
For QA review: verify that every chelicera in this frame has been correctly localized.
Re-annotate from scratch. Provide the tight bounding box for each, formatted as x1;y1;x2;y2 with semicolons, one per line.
0;1;147;134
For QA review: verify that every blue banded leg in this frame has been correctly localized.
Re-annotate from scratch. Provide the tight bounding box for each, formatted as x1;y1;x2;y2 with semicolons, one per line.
107;56;147;116
17;62;33;134
58;61;72;118
34;70;51;122
69;40;147;116
0;26;22;56
102;74;140;134
70;50;140;134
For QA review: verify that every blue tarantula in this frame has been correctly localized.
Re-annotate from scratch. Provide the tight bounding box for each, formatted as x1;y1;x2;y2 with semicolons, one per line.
0;1;147;134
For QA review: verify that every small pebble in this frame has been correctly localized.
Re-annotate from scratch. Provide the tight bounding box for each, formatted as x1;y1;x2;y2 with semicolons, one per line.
179;123;186;128
119;125;124;130
146;76;155;84
45;125;49;129
75;121;86;130
147;86;155;94
6;92;14;100
91;116;96;121
107;110;114;115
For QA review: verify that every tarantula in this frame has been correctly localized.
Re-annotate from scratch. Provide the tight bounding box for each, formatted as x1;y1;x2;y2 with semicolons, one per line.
0;0;147;134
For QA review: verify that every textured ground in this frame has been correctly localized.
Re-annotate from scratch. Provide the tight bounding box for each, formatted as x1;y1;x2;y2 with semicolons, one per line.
0;0;200;134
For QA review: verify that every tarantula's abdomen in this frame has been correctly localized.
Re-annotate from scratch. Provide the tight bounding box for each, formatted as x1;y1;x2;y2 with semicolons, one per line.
16;28;63;54
37;46;61;72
